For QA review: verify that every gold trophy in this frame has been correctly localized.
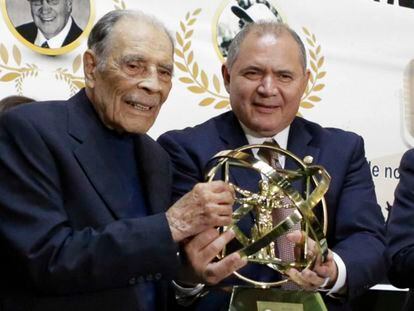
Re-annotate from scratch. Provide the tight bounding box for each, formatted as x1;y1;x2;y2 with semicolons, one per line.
204;143;331;311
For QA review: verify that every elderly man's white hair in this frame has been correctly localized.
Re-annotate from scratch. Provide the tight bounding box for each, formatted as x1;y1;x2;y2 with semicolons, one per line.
87;9;174;70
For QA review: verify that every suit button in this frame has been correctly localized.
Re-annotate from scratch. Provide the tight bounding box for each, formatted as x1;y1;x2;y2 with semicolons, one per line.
155;273;162;280
128;277;136;285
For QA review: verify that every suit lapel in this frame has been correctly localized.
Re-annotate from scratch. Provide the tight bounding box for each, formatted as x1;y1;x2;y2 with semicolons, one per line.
63;18;82;46
286;117;323;219
68;90;134;219
215;112;260;192
286;117;320;169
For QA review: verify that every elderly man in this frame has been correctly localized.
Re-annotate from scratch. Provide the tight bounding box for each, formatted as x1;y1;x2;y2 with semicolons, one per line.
16;0;82;48
158;22;386;310
0;10;246;311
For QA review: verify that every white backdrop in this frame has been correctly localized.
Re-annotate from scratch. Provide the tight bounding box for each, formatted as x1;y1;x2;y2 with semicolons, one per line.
1;0;413;216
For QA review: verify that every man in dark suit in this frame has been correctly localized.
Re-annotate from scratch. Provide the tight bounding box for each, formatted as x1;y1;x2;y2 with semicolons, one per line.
158;22;386;310
386;149;414;311
0;9;246;311
16;0;82;48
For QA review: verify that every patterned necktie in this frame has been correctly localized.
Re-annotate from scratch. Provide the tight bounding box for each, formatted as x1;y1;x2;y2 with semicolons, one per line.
41;41;49;48
258;140;300;289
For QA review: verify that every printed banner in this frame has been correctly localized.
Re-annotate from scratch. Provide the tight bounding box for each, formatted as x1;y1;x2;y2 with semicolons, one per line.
1;0;414;215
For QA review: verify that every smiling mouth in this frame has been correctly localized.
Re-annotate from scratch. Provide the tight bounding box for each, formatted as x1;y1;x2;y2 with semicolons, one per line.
254;103;281;109
126;101;151;111
40;16;56;22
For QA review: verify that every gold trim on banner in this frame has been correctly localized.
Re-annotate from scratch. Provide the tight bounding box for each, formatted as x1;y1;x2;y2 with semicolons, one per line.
0;43;38;95
54;54;85;96
174;8;231;109
300;28;326;111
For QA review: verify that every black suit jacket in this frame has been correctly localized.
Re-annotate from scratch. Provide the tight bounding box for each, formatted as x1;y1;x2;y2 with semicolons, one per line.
16;18;82;47
386;149;414;311
158;111;386;311
0;90;180;311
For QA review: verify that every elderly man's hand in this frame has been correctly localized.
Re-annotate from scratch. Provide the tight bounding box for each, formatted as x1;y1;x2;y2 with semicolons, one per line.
284;230;338;291
166;181;234;242
179;228;247;285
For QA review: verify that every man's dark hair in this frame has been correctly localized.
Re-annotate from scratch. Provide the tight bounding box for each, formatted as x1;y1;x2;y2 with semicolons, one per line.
226;21;307;73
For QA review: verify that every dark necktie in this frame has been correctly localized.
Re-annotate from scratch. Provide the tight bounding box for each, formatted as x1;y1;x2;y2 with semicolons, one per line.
258;139;281;168
258;140;300;290
41;41;49;48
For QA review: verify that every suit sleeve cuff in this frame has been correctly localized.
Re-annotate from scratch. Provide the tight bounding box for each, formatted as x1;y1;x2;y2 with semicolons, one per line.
172;280;205;296
319;251;347;296
172;281;207;306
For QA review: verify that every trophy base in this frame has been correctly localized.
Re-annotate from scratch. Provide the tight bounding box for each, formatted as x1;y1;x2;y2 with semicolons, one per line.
229;286;327;311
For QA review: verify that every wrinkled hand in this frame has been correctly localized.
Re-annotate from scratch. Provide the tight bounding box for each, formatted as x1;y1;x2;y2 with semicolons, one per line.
179;228;247;285
285;230;338;291
166;181;234;242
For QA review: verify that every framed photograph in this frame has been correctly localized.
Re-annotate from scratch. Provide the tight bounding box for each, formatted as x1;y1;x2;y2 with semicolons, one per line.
1;0;95;56
212;0;284;62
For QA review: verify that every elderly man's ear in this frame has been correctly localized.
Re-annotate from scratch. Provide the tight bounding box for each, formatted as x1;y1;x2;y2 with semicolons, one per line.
83;50;97;88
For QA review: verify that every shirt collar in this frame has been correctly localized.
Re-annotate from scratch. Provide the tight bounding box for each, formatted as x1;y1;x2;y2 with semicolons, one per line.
239;121;290;168
239;121;290;149
35;17;73;48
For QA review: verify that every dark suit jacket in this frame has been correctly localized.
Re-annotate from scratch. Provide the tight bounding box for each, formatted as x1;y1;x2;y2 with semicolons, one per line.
16;18;82;47
158;111;386;311
0;90;180;311
386;149;414;311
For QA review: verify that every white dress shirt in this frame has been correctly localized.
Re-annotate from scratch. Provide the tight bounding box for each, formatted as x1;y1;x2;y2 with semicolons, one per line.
35;17;73;48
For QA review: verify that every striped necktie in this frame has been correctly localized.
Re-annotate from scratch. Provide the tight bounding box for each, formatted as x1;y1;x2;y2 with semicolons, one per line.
258;139;301;290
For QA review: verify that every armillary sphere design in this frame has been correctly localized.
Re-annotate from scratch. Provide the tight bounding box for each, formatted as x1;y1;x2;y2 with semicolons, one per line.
204;143;331;288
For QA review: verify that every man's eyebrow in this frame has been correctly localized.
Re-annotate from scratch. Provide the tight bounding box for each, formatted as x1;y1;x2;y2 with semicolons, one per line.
239;65;263;72
121;56;172;69
159;63;174;74
275;69;294;75
119;55;174;75
121;55;145;63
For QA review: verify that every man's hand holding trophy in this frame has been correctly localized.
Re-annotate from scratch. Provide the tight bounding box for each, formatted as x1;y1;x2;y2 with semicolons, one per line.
205;142;331;310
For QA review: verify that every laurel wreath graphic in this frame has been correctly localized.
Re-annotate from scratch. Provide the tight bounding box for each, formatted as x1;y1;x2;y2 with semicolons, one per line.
0;43;39;95
54;54;85;96
174;11;327;110
113;0;126;10
174;8;230;109
301;27;326;110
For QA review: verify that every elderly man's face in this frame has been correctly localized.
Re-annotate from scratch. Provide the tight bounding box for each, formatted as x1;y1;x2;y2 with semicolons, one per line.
29;0;72;39
84;18;173;134
222;31;309;137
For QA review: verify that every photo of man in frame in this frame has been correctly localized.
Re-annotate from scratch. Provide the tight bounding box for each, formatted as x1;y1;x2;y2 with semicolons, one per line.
2;0;92;54
216;0;283;58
